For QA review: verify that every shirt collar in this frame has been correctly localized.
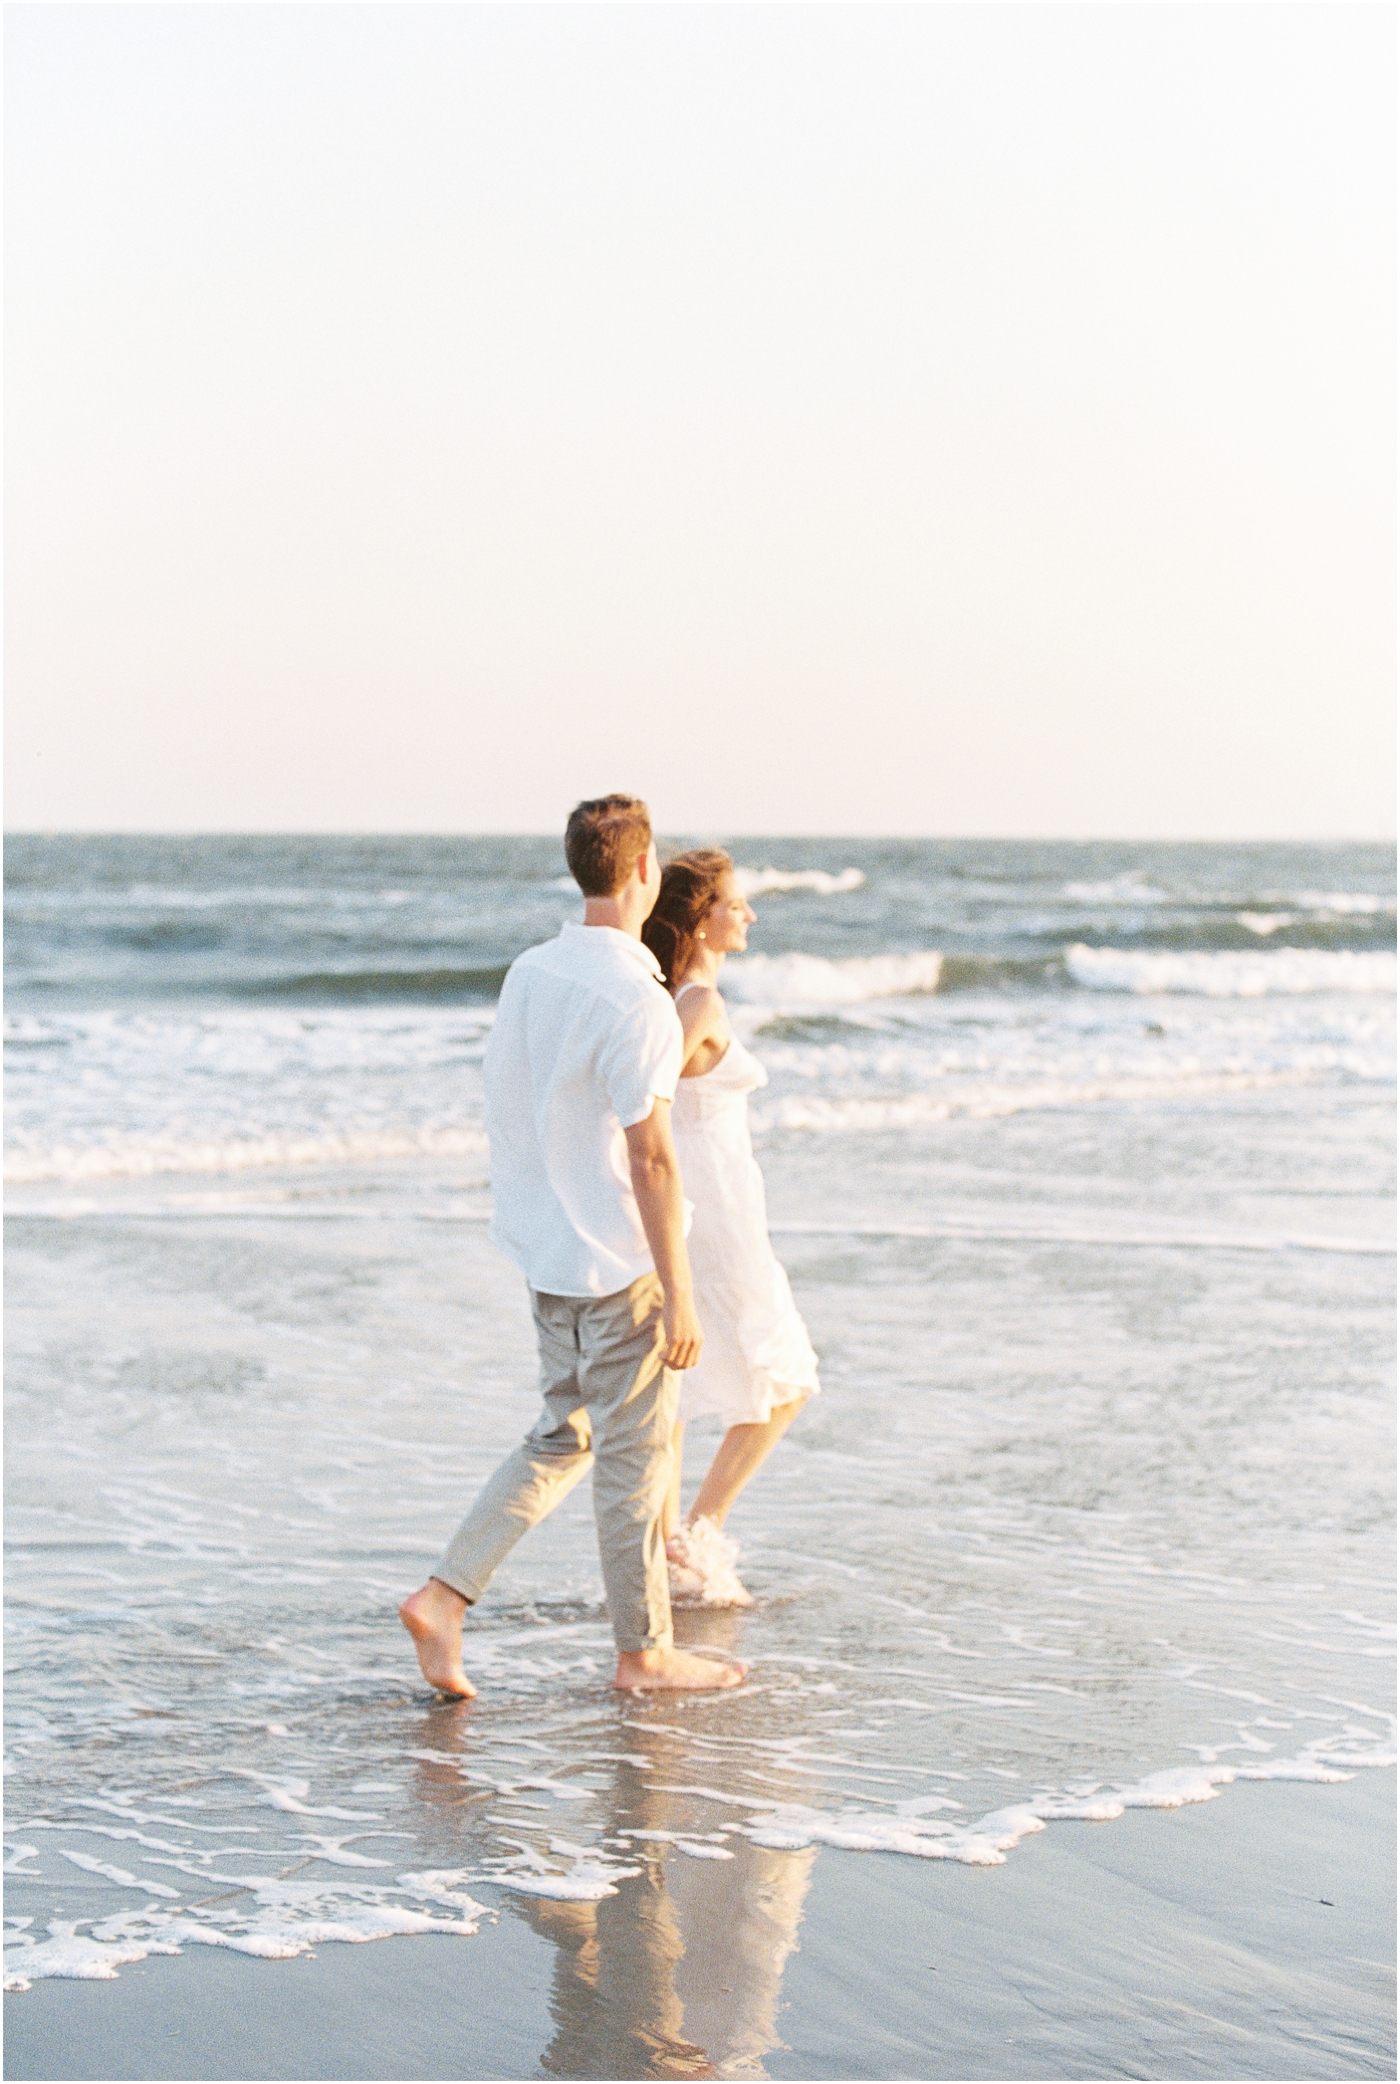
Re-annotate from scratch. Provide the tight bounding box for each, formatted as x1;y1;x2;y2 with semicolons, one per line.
559;919;666;984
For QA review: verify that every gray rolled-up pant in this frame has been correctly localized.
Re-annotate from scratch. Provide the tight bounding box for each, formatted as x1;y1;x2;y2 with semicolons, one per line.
434;1271;678;1653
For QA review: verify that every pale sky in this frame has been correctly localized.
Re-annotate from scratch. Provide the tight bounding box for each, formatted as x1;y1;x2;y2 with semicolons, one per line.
6;3;1394;838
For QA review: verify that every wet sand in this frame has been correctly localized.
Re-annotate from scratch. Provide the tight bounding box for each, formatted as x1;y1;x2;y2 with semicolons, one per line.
6;1772;1393;2081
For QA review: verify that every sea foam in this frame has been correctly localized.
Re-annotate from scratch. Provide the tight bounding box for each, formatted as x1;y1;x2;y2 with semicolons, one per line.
715;1746;1362;1865
723;951;944;1005
1062;877;1169;905
1066;946;1397;997
4;1123;488;1185
1292;891;1395;915
550;866;864;899
732;867;865;898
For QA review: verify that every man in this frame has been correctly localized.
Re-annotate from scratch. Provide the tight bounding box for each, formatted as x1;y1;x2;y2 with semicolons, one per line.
400;794;747;1695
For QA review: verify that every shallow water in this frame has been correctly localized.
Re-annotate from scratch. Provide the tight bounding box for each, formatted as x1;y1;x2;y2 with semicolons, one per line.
4;838;1395;2038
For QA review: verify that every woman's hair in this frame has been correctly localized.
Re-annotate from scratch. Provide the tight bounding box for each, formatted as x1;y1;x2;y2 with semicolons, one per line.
641;848;734;988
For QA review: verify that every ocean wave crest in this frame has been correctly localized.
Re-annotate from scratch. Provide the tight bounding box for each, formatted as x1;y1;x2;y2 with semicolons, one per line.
547;865;865;898
723;951;943;1006
1062;877;1169;905
731;867;865;898
1066;946;1397;998
1292;891;1395;916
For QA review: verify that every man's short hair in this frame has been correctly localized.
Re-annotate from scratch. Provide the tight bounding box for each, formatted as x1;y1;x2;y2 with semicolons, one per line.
564;795;654;898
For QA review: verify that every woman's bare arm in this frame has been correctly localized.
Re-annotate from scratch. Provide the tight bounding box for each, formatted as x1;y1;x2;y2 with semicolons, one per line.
676;985;728;1075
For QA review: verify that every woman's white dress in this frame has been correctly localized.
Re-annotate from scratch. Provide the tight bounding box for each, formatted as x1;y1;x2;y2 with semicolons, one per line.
670;991;820;1427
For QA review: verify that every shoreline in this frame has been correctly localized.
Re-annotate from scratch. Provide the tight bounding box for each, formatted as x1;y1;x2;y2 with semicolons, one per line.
6;1771;1393;2082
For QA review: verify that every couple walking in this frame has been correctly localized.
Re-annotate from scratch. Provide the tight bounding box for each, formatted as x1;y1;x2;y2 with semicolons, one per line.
400;795;819;1694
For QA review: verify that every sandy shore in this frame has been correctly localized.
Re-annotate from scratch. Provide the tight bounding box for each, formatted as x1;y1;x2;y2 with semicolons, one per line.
5;1771;1392;2081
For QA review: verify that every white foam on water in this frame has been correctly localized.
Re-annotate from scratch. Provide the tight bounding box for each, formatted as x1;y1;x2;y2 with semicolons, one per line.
755;1069;1313;1131
1292;891;1395;915
1085;1752;1356;1812
5;1004;495;1183
614;1831;736;1859
8;961;1390;1190
1238;912;1295;935
739;1803;1040;1865
1062;878;1170;905
732;867;866;898
56;1852;181;1897
226;1771;385;1820
5;1123;489;1185
741;1000;1394;1134
483;1837;643;1901
2;1005;494;1068
551;866;865;898
5;1719;1391;1985
1;1869;491;1990
724;951;944;1005
768;1218;1394;1257
6;884;426;914
396;1870;491;1909
492;1870;625;1900
704;1745;1370;1865
3;1920;180;1989
1066;945;1397;997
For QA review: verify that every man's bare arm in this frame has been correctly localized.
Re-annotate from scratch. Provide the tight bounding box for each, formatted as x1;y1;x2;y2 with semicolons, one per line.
624;1101;702;1370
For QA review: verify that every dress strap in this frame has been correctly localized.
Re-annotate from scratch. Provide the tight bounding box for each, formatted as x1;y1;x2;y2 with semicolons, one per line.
673;980;712;1003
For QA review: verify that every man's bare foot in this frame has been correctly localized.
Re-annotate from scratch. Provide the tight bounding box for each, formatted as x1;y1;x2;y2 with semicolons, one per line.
615;1645;748;1691
399;1579;476;1698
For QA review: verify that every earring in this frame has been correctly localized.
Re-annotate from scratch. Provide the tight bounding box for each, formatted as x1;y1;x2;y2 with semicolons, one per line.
697;932;706;940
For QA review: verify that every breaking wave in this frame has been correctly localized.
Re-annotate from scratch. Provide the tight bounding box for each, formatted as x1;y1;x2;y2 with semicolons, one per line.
1066;946;1397;998
550;866;865;900
1292;891;1395;916
726;944;1397;1008
731;866;865;898
723;951;944;1005
1062;876;1170;905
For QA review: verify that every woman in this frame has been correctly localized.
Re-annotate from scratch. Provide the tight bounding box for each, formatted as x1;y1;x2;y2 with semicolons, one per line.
642;849;820;1605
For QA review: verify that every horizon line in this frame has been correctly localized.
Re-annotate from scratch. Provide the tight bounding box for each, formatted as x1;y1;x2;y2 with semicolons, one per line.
3;828;1396;849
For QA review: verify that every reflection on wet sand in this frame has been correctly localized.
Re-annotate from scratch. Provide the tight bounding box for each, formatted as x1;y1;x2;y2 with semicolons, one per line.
518;1723;815;2081
400;1617;815;2080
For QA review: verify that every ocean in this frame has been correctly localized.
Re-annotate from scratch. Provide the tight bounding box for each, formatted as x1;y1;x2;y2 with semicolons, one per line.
4;835;1395;2055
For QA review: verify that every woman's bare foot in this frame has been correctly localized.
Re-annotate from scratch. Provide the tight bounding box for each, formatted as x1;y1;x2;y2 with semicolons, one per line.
615;1646;748;1691
399;1579;476;1698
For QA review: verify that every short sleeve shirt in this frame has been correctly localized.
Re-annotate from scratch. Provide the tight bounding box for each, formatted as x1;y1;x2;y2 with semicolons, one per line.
483;922;685;1297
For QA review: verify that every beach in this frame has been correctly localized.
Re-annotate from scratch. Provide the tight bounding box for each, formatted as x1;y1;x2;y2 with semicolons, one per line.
6;1775;1393;2079
5;835;1395;2078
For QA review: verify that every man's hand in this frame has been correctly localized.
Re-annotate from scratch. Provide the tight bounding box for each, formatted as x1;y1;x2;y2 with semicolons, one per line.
624;1100;703;1371
662;1290;703;1372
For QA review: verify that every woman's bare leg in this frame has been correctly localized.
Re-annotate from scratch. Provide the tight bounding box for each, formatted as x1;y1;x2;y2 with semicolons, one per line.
687;1397;808;1529
662;1420;685;1542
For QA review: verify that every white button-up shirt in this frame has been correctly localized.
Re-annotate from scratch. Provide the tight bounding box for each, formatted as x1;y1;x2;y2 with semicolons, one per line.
483;922;685;1297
